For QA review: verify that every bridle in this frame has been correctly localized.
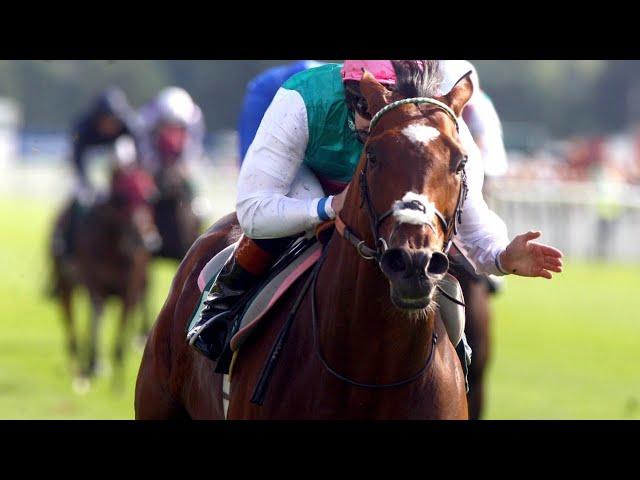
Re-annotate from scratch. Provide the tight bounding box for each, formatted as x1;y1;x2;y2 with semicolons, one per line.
335;97;469;264
310;97;469;390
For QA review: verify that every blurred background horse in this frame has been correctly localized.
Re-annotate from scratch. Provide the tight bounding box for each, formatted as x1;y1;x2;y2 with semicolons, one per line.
50;157;158;392
152;163;201;261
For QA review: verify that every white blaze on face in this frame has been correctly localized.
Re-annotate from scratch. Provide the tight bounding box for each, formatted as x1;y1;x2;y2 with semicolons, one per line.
402;124;440;146
392;192;437;226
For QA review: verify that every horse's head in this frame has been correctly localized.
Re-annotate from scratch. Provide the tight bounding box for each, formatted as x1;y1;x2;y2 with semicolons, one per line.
347;61;473;311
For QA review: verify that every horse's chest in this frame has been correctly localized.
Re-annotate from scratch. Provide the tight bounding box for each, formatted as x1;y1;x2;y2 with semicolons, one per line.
226;289;466;420
229;351;461;420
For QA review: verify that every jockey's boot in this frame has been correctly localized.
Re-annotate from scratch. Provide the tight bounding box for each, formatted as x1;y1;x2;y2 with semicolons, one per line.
456;333;472;394
484;274;504;295
437;272;472;393
187;235;293;361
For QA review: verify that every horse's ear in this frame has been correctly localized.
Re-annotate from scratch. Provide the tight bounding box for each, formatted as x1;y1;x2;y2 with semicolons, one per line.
360;69;392;116
442;71;474;117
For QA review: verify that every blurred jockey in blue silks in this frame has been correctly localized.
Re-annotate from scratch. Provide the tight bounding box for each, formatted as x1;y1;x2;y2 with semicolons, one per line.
53;87;142;259
71;87;142;205
237;61;324;164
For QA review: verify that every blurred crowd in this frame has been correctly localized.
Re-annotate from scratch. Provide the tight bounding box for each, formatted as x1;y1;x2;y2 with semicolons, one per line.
504;126;640;186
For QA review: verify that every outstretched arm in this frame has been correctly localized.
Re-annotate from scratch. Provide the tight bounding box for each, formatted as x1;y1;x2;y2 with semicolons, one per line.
455;120;563;278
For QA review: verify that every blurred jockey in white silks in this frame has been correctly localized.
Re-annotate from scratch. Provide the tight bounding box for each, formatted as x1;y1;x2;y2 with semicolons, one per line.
442;60;510;294
137;86;206;174
137;87;208;223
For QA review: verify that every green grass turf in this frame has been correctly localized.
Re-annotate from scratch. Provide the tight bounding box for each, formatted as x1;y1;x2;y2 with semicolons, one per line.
485;261;640;419
0;196;176;419
0;195;638;419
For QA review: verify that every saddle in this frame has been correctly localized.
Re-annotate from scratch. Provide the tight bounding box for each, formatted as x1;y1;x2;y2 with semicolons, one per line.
188;236;322;369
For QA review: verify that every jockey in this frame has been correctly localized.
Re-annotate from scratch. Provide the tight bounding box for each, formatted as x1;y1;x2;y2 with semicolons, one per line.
55;87;141;259
137;86;205;174
187;60;562;363
70;87;141;201
238;60;324;162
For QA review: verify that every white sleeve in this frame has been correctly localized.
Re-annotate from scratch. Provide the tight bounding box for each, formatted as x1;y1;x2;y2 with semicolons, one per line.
454;119;510;276
236;88;325;239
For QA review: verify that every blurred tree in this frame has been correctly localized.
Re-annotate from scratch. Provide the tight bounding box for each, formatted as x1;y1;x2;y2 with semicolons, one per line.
0;59;638;142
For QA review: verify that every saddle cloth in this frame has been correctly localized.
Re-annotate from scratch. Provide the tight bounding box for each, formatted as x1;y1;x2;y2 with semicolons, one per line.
189;239;322;353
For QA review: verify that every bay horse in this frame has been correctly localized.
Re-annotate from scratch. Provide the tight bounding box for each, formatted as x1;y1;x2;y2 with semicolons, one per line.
51;166;157;391
135;67;474;419
152;163;202;262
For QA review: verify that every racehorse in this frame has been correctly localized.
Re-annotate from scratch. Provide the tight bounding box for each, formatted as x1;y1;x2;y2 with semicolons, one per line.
135;66;474;419
51;167;156;391
152;163;202;262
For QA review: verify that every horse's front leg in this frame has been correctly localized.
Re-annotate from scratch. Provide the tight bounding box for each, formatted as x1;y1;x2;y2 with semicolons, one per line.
58;282;79;375
136;278;151;347
112;298;133;393
86;292;105;379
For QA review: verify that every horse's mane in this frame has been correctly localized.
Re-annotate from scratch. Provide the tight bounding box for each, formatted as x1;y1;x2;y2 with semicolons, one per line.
390;60;443;98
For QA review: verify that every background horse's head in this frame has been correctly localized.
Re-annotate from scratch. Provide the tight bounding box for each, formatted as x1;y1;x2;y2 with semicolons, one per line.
353;61;473;311
109;166;161;254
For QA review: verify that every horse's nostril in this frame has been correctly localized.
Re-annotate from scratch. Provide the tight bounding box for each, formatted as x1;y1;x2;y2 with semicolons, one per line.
380;249;410;278
427;251;449;276
389;254;405;273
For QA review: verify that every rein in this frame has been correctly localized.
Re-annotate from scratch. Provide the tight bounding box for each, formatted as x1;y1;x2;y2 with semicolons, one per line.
310;246;438;389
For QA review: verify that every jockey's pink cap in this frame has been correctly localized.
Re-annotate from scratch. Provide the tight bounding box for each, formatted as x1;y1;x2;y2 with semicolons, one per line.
341;60;397;85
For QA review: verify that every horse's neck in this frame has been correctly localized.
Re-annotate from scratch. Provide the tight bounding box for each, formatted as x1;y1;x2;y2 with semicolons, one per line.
315;230;436;384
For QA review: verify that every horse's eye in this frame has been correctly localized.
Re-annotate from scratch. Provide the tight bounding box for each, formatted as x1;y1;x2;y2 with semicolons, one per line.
456;155;468;173
356;97;372;119
366;151;378;165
